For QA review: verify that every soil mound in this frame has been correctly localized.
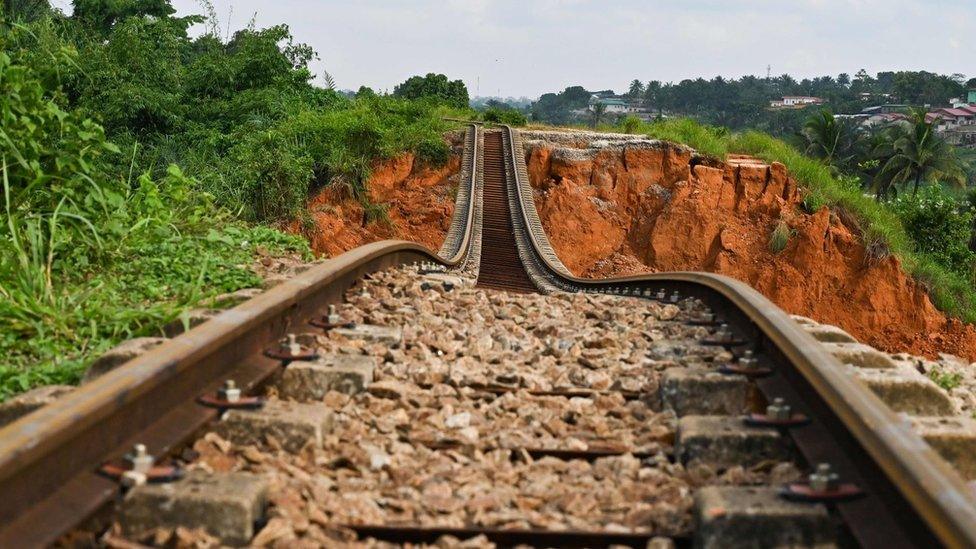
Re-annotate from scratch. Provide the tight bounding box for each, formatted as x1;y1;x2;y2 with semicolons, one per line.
523;130;976;360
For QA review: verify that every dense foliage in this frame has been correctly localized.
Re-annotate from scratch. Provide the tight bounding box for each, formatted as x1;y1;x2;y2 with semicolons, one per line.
483;105;528;126
0;43;307;397
0;1;461;398
531;86;607;125
890;187;975;274
393;72;469;109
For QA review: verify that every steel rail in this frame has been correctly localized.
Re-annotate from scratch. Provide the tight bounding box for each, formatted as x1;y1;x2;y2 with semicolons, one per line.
497;124;976;548
0;124;480;547
438;124;480;265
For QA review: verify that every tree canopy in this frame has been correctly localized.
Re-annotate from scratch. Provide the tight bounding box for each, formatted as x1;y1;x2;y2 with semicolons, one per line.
393;73;469;109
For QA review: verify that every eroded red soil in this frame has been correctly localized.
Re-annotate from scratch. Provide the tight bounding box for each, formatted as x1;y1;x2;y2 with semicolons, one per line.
526;136;976;361
294;137;462;257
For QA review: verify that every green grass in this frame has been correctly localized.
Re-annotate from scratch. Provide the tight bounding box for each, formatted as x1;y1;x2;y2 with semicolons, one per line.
928;367;962;391
613;117;976;323
0;216;310;401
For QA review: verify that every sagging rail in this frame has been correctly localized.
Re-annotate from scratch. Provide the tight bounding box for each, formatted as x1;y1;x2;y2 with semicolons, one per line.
0;124;971;547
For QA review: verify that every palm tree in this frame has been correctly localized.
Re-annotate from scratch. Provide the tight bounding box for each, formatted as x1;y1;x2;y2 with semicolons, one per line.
628;79;645;98
874;109;963;199
590;102;607;128
801;109;860;171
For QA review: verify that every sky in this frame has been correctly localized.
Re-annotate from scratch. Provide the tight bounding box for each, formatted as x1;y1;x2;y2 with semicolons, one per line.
53;0;975;98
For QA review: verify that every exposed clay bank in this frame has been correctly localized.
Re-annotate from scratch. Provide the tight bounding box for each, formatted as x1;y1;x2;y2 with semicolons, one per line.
522;129;976;361
294;132;464;257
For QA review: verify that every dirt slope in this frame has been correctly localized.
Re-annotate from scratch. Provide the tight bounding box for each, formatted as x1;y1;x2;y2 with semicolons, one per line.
295;135;463;257
523;130;976;360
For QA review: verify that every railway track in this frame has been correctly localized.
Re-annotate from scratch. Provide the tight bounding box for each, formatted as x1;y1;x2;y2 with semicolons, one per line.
0;124;973;547
477;130;536;293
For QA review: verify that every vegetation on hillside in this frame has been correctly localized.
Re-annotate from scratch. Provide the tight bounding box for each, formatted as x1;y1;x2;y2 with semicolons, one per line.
0;1;466;399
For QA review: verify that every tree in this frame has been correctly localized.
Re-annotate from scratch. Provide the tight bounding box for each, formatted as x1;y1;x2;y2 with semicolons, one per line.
72;0;177;35
875;109;964;199
628;79;644;98
589;102;606;128
392;73;468;109
801;109;860;172
530;85;592;124
2;0;51;21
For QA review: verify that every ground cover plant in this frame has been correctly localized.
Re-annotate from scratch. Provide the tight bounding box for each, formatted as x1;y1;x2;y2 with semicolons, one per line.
0;2;466;399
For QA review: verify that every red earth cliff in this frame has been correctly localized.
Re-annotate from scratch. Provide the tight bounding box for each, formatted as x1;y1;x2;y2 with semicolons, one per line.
293;135;463;258
524;131;976;361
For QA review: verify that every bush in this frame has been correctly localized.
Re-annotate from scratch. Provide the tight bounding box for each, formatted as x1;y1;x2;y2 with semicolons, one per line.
769;220;793;254
393;73;469;109
483;107;527;127
641;118;730;159
890;186;975;275
620;115;641;134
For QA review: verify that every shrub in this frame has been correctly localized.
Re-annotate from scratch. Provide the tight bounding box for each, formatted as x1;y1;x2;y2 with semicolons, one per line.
642;118;729;159
929;367;962;391
890;186;975;275
415;137;451;166
620;115;641;134
769;220;793;254
219;97;452;221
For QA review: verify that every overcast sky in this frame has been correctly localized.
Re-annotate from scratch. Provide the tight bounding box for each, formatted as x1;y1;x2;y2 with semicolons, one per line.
55;0;975;98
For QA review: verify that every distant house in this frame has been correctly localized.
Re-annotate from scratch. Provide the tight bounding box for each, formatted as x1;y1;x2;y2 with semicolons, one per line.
769;96;824;109
588;95;641;114
926;108;976;132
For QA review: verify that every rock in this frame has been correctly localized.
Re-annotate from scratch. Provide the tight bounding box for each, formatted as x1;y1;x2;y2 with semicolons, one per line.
852;366;957;416
824;342;897;369
0;385;74;427
659;368;753;416
277;354;375;401
676;416;789;468
83;337;167;382
163;309;221;337
693;486;832;549
367;380;413;400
